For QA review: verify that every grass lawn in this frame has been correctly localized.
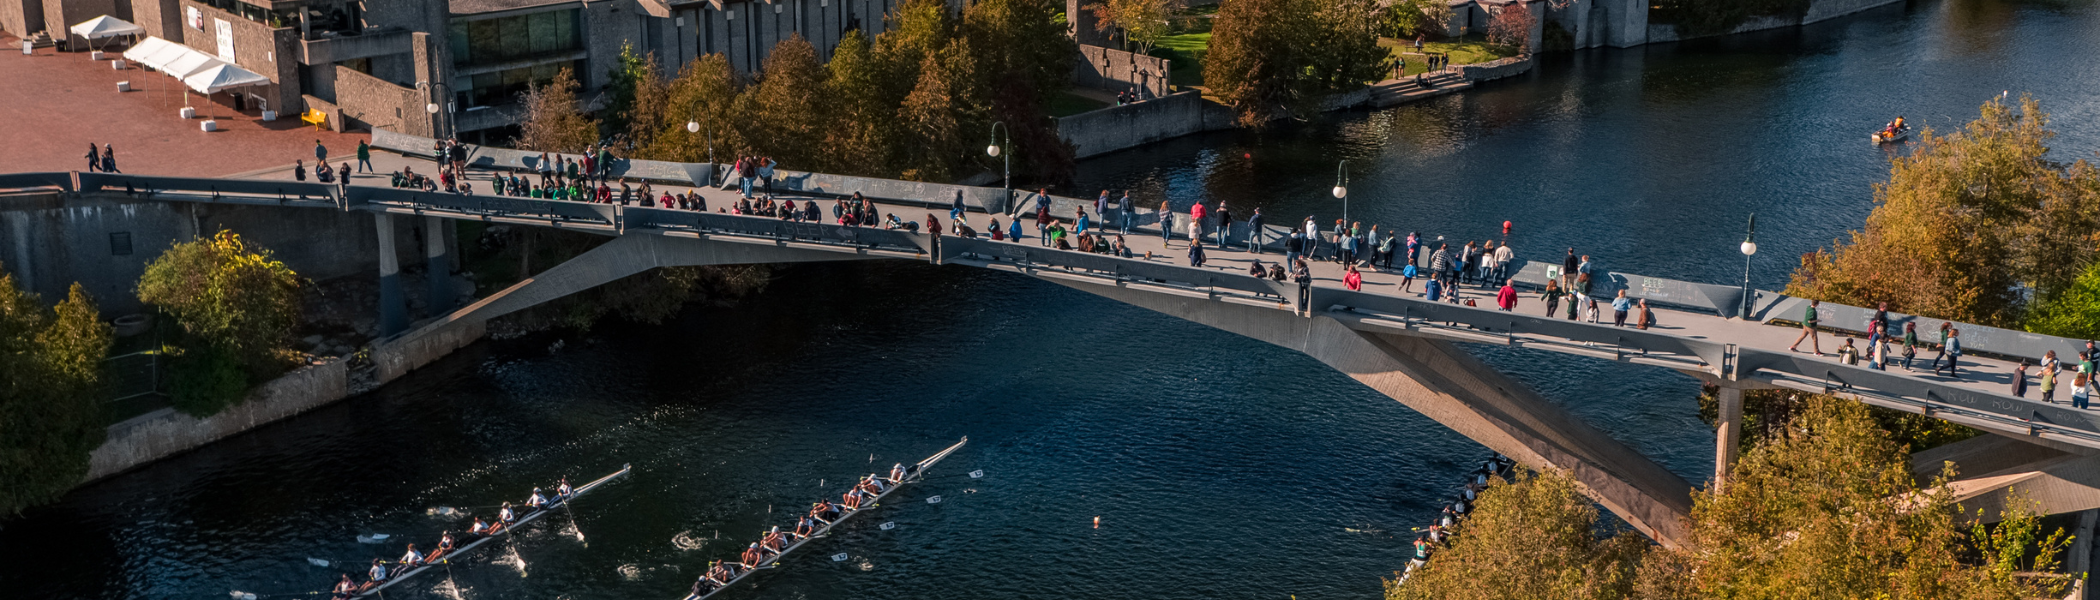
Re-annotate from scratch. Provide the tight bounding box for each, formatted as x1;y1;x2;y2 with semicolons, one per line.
1380;34;1518;68
1151;32;1210;88
1048;91;1112;117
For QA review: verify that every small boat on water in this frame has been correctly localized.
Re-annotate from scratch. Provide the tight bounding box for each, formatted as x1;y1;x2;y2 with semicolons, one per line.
1872;127;1910;144
681;437;968;600
345;464;631;598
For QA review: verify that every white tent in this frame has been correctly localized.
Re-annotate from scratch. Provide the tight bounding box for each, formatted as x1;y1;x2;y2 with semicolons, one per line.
69;15;145;40
182;63;269;94
120;36;172;66
162;52;226;80
138;40;193;70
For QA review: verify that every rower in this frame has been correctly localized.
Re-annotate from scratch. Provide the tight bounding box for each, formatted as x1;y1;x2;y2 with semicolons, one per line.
865;474;890;493
557;477;574;498
498;502;517;524
808;502;834;525
527;487;549;509
740;542;765;569
368;558;389;583
707;559;736;583
760;526;786;554
841;488;863;510
794;515;817;539
888;463;908;484
691;574;720;597
332;574;357;600
431;531;456;561
399;543;424;567
468;517;490;535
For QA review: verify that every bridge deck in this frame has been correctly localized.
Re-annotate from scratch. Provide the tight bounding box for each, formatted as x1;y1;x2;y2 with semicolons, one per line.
236;149;2087;447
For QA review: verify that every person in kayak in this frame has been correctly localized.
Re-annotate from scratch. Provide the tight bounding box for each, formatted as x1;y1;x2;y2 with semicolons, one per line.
1882;116;1907;137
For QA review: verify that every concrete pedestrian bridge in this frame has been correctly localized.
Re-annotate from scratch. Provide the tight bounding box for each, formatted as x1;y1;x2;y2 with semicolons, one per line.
10;136;2100;548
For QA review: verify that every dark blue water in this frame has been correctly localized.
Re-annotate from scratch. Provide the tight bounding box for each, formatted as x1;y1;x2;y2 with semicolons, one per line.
4;1;2096;598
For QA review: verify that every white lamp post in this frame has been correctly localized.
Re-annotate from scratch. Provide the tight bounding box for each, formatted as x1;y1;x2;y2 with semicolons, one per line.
988;121;1011;212
1333;160;1350;226
1739;213;1758;319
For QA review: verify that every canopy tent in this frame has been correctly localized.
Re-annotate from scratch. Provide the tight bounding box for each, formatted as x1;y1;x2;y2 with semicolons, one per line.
120;36;173;65
183;63;269;94
69;16;144;40
138;40;194;70
162;52;227;80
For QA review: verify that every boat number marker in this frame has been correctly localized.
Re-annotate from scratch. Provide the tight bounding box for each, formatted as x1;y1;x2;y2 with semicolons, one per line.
831;553;850;562
926;495;943;504
969;470;984;479
879;522;895;530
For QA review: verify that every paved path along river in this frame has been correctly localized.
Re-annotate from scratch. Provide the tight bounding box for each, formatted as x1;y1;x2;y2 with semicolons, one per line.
4;1;2098;599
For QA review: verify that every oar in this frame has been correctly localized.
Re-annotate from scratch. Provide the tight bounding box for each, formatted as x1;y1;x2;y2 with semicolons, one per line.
564;499;588;548
228;590;330;599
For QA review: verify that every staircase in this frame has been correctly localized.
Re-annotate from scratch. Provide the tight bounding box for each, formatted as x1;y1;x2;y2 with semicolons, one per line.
23;31;58;48
1367;71;1472;108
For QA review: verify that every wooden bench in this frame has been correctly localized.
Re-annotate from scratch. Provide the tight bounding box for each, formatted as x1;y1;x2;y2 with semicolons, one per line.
300;108;327;130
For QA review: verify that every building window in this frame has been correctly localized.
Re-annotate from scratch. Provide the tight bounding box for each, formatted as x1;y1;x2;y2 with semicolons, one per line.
454;59;585;109
109;232;133;256
448;9;582;67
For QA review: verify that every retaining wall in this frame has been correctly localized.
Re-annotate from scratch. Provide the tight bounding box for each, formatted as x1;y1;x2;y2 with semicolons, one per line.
1054;91;1234;159
85;359;349;481
1075;44;1171;100
1455;55;1535;82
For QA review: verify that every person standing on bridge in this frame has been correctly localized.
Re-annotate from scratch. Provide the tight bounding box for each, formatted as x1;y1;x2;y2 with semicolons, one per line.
315;139;328;164
2040;351;2060;402
1934;328;1963;378
1158;201;1175;245
1247;208;1265;253
1788;300;1825;356
1303;217;1320;259
1344;264;1363;290
1188;200;1207;245
356;140;373;173
950;190;968;223
1118;191;1135;234
1611;290;1632;326
1492;241;1514;282
1561;249;1579;290
1496;279;1517;311
1293;258;1313;314
2013;361;2030;398
1188;239;1206;267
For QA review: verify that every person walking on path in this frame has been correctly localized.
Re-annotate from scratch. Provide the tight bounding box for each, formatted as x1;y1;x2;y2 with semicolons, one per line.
1118;191;1134;234
1304;217;1320;260
1158;200;1174;245
1637;299;1655;330
1400;262;1418;293
1188;238;1207;267
357;140;373;173
1561;249;1579;289
1934;329;1963;378
1008;218;1023;242
1345;264;1363;291
1788;299;1824;355
101;145;117;173
293;159;307;182
315;140;329;165
1188;200;1207;245
2013;361;2030;398
1541;280;1565;316
1496;279;1518;311
85;143;100;172
1611;290;1632;326
1927;322;1953;371
1247;208;1265;253
1901;323;1920;371
1492;241;1514;282
1215;202;1233;248
1286;228;1304;265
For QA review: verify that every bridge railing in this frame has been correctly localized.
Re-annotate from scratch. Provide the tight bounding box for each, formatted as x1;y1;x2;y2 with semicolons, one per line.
622;207;929;254
345;185;619;226
0;172;74;192
939;237;1292;301
76;173;339;205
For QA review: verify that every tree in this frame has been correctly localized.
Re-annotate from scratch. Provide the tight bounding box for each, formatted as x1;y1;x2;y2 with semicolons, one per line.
1206;0;1385;126
965;0;1079;184
602;43;663;138
1381;0;1451;39
516;67;601;153
137;231;302;415
2028;261;2100;340
1788;96;2100;328
1085;0;1184;55
639;53;747;165
741;34;832;171
898;45;980;182
825;30;902;177
1385;468;1646;600
1485;4;1534;52
1647;395;2071;598
0;272;112;515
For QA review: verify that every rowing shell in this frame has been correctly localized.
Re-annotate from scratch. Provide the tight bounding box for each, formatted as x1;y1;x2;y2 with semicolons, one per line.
354;464;632;598
682;437;968;600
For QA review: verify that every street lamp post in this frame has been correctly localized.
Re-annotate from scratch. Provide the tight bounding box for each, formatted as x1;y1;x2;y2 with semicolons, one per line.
1739;213;1758;320
416;82;450;139
988;122;1011;213
1333;160;1350;225
687;120;715;172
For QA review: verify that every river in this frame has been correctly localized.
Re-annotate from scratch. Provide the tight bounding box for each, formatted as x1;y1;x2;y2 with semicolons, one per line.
4;1;2096;598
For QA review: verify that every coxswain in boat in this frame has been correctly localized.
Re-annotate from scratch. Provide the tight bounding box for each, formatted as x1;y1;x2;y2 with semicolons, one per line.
399;543;424;567
468;517;491;535
527;487;549;509
691;573;721;597
557;477;574;499
760;526;786;555
367;558;389;584
888;462;908;484
740;542;765;569
794;515;817;539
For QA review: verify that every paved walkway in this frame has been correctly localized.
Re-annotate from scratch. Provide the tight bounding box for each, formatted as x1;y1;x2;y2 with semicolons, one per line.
0;33;370;176
257;149;2070;428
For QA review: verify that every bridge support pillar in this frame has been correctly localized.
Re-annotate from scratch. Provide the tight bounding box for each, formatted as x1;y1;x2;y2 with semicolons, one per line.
375;212;408;337
424;216;453;315
1714;385;1743;492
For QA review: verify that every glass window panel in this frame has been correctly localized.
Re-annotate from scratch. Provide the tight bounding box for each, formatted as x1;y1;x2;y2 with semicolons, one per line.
469;19;500;63
499;16;528;62
448;22;469;63
529;13;556;55
554;10;577;51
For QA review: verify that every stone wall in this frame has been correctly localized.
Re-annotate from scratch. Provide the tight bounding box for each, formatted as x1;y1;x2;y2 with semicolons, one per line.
1454;55;1534;82
332;64;424;135
132;0;178;43
42;0;112;48
174;0;300;113
1075;44;1171;100
0;193;423;315
0;0;43;39
1055;91;1233;159
372;313;486;385
1803;0;1903;23
84;359;348;481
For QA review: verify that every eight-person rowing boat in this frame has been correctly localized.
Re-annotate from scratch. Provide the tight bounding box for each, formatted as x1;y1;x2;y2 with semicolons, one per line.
682;437;968;600
331;464;632;599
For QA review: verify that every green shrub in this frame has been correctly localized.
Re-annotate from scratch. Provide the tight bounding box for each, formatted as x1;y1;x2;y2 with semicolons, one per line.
1;274;113;515
137;231;302;389
167;344;249;417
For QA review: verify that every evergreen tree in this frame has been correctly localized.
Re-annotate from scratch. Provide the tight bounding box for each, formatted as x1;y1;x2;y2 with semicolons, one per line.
826;30;901;177
743;34;832;171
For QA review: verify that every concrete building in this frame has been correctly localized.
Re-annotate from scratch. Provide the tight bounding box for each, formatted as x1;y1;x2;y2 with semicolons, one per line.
4;0;961;143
